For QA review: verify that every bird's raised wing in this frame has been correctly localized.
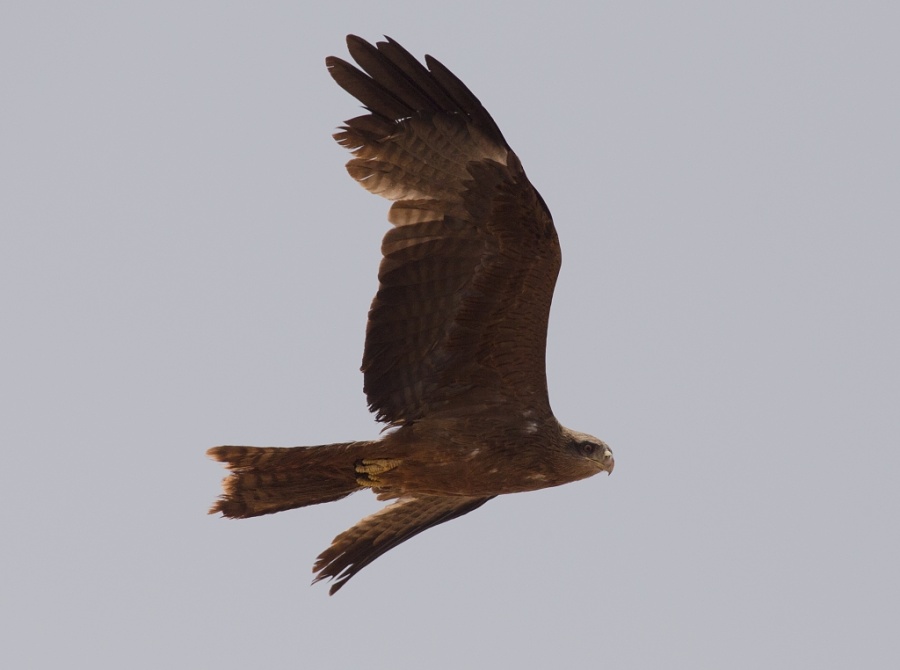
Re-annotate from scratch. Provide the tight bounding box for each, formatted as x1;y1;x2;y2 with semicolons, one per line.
328;36;562;425
313;494;494;594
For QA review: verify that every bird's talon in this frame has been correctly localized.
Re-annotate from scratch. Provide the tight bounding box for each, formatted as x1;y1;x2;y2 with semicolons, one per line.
356;458;402;476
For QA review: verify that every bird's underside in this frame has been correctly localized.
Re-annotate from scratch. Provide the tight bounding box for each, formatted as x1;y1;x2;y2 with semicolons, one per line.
208;35;614;595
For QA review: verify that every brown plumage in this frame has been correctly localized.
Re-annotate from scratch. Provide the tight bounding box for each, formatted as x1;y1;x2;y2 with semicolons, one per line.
208;35;615;595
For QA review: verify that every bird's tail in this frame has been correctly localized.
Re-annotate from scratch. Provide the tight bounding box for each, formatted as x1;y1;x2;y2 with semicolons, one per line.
207;441;374;518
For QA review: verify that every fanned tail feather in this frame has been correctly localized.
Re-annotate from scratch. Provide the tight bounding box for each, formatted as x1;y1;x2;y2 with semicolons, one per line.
207;442;373;518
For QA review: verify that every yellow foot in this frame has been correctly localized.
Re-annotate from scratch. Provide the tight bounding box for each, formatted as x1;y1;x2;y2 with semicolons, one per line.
355;458;402;487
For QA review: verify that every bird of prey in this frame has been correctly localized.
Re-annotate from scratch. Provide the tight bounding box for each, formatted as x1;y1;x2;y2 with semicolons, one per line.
208;35;615;595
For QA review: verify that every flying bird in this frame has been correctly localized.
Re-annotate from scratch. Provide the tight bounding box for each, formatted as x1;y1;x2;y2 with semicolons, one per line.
208;35;615;595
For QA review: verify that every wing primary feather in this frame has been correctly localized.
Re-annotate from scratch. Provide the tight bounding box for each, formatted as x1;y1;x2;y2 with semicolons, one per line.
326;55;410;121
337;35;508;149
423;54;508;149
346;35;435;113
375;36;467;115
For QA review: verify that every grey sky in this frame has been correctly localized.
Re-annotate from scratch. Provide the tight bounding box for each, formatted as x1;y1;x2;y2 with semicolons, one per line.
3;2;898;668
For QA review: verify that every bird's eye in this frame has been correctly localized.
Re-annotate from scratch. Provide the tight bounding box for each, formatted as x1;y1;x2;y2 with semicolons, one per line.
581;442;596;455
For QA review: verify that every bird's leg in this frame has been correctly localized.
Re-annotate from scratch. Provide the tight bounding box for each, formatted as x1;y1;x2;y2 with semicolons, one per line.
356;458;403;487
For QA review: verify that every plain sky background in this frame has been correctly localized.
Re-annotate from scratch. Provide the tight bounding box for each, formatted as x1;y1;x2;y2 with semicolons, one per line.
3;2;898;668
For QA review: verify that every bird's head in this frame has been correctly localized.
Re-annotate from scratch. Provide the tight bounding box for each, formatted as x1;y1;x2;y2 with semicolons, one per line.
562;428;614;476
